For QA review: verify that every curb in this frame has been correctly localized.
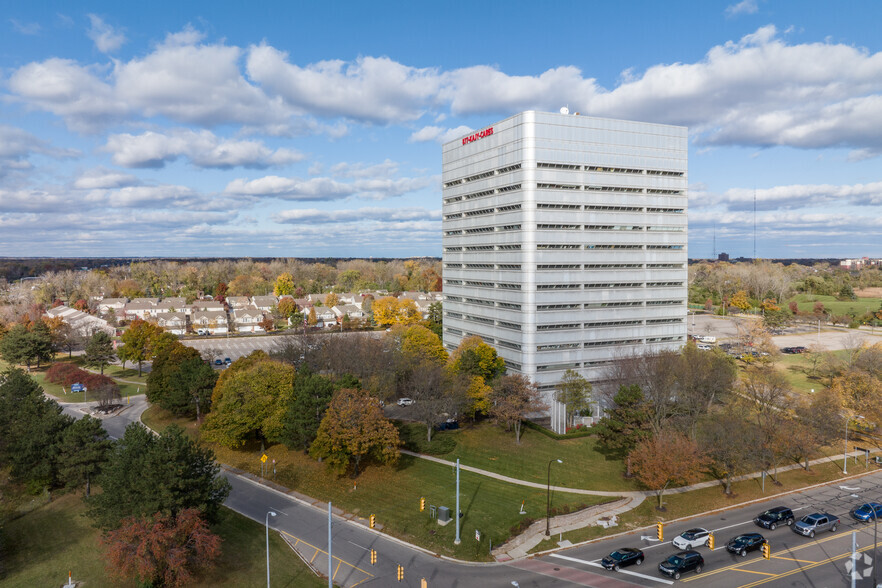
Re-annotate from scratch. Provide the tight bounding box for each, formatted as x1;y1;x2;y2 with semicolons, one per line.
525;466;882;560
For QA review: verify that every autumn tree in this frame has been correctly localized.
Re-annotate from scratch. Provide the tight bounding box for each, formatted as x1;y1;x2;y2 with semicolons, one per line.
405;360;464;442
371;296;420;327
396;324;448;366
201;352;294;447
102;508;222;588
830;368;882;425
448;335;506;382
84;331;116;374
555;369;592;427
593;385;652;477
310;388;401;477
273;272;296;296
325;292;340;308
89;423;230;530
629;430;708;509
58;415;111;496
730;290;751;312
118;318;162;376
307;307;317;325
277;297;297;318
698;406;759;494
425;301;442;338
489;374;547;443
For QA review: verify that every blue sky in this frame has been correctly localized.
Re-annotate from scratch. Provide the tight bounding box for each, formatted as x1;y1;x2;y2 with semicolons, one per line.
2;0;881;259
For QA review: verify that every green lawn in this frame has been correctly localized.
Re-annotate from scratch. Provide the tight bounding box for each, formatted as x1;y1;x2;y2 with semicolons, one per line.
142;405;616;561
30;367;145;403
0;489;326;588
788;293;882;317
772;349;850;394
416;421;639;492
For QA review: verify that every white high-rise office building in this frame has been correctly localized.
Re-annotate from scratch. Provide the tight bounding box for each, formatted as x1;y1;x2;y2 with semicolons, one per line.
441;111;688;429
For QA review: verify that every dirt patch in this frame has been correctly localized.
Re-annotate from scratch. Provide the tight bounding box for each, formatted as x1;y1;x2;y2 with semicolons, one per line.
855;287;882;298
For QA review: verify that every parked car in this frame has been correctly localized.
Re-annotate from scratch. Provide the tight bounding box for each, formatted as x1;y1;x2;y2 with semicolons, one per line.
601;547;644;571
214;359;223;366
397;398;414;406
697;343;712;351
793;513;839;538
224;357;232;365
436;419;460;431
658;550;704;580
672;528;711;550
726;533;765;557
699;336;716;344
754;506;795;530
851;503;882;522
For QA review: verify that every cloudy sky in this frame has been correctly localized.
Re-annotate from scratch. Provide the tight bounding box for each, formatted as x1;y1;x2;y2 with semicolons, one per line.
2;0;881;259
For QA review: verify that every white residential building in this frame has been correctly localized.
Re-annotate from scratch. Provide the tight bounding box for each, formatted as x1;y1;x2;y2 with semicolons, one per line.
155;312;187;335
442;110;688;430
232;308;266;333
191;310;229;335
46;306;116;337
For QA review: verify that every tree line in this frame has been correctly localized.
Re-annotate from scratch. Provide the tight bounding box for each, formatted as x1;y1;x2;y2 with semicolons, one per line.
0;368;230;586
591;342;879;508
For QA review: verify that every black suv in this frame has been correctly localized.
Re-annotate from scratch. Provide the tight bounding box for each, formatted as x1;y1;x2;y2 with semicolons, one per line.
601;547;644;571
658;550;704;580
726;533;765;557
754;506;794;530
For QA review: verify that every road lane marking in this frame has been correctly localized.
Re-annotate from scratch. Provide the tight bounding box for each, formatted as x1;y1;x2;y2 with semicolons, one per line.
278;529;374;580
770;555;817;564
731;568;776;576
736;541;882;588
550;553;674;585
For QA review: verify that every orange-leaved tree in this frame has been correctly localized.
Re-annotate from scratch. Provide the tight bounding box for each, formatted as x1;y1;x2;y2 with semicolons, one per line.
629;430;708;509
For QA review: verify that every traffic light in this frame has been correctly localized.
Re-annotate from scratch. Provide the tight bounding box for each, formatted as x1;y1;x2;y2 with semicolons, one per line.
762;542;771;560
397;564;404;581
707;533;715;550
656;522;664;541
369;514;376;529
420;497;426;512
370;549;377;565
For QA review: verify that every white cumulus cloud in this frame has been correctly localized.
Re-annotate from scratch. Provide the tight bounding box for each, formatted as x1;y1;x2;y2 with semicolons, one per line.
87;14;126;53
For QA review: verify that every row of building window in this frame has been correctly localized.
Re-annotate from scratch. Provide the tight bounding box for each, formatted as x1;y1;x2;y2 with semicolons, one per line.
445;162;683;188
443;328;523;352
444;183;685;204
533;224;685;232
444;163;523;188
444;296;684;309
536;317;683;330
538;163;685;177
447;280;683;289
535;243;684;250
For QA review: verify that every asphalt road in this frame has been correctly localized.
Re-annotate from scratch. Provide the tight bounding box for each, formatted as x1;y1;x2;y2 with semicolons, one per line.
534;468;882;588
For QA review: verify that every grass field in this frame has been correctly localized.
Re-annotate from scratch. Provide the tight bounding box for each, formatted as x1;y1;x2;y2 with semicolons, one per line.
0;489;326;588
142;405;617;561
420;421;639;492
538;455;879;551
788;293;882;317
772;348;850;394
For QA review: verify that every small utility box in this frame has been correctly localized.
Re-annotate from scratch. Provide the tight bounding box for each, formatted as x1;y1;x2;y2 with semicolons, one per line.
437;506;451;526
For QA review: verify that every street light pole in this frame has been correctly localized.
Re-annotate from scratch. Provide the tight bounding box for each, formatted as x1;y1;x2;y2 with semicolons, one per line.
844;415;865;474
546;459;562;537
265;511;276;588
454;458;461;545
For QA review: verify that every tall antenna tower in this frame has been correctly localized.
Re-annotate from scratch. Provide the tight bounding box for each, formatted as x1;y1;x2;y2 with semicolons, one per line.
753;189;757;260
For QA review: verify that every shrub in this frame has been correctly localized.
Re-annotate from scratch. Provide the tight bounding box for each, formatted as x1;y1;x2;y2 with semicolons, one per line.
46;362;83;385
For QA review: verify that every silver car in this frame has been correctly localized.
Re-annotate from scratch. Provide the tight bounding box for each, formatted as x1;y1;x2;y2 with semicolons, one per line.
793;513;839;538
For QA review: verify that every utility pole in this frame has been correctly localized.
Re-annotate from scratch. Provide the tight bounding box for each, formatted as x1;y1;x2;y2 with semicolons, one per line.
454;459;461;545
328;502;333;588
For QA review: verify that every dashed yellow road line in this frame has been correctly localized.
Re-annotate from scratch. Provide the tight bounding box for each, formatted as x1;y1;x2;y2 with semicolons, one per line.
731;568;776;576
770;555;817;564
737;543;882;588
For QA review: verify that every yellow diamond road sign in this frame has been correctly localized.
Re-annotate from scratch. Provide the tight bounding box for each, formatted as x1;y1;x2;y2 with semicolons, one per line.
260;454;268;463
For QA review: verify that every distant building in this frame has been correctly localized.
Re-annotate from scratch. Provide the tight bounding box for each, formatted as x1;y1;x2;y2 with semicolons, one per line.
718;252;730;261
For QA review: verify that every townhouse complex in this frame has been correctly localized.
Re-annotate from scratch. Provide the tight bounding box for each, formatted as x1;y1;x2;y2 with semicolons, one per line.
442;110;688;427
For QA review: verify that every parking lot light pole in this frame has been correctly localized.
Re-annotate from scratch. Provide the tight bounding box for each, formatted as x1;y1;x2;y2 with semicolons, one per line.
546;459;562;537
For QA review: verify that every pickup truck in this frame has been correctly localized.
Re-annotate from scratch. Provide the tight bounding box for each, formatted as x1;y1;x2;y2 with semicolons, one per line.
793;513;839;538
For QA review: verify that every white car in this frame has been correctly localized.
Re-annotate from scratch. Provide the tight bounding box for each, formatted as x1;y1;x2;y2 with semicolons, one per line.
397;398;414;406
697;343;712;351
672;528;711;550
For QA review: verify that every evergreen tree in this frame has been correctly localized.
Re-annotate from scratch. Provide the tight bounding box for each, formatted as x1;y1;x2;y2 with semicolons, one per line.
593;385;651;477
58;415;112;496
89;423;230;530
84;331;116;374
277;369;336;450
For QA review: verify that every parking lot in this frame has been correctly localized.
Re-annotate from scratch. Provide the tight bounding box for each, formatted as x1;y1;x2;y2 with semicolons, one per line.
181;330;382;363
690;313;882;351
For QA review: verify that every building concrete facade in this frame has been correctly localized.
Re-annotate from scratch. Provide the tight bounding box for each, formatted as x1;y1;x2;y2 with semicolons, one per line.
441;111;688;429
